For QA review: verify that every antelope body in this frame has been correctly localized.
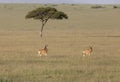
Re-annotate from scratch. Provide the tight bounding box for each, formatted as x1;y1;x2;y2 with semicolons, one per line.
38;45;48;56
82;46;93;56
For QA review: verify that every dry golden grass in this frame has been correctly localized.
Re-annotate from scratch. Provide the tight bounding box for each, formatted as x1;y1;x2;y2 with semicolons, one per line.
0;4;120;82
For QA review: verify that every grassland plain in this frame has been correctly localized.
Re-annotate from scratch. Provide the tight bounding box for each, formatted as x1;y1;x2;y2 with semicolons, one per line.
0;4;120;82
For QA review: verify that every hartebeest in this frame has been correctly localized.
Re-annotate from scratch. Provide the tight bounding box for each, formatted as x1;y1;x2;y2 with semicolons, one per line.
38;45;48;56
82;46;93;56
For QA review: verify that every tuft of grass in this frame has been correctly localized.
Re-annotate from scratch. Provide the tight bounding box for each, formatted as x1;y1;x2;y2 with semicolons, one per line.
0;78;13;82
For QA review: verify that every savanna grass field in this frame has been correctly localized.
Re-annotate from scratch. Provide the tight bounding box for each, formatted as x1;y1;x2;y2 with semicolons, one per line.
0;4;120;82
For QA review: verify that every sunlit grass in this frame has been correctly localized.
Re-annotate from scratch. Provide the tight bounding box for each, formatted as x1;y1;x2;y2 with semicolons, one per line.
0;4;120;82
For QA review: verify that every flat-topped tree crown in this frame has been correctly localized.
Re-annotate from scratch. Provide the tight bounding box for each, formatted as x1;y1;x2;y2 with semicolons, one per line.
25;7;68;37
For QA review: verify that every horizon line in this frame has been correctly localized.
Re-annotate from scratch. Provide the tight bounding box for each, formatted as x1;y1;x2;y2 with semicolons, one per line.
0;2;120;5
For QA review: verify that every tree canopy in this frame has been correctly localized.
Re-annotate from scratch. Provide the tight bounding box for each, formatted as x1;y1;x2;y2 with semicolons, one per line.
25;7;68;37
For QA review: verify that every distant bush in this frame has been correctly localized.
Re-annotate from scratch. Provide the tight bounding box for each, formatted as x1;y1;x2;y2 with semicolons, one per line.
44;4;58;7
44;4;48;6
71;4;76;6
91;5;105;9
113;5;120;9
51;4;58;7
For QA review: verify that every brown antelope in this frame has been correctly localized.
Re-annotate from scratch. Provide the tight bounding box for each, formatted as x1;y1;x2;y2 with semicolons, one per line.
38;45;48;56
82;46;93;56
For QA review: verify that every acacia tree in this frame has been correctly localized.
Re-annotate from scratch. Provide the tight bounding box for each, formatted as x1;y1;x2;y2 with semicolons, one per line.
25;7;68;37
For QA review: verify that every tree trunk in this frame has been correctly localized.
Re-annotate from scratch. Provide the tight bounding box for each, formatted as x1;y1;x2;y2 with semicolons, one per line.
40;20;48;38
40;23;45;38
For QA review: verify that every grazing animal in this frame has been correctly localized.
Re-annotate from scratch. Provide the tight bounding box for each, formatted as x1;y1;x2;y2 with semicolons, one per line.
38;45;48;56
82;46;93;56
